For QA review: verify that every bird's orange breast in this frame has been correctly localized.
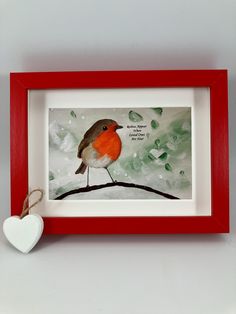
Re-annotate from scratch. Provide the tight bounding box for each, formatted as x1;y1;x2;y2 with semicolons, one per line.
92;131;122;161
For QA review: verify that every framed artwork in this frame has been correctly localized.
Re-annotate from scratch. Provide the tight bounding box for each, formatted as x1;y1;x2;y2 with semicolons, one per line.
10;70;229;234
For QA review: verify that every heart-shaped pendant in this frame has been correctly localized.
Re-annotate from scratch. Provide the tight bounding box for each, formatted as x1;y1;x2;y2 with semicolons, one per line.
3;213;44;253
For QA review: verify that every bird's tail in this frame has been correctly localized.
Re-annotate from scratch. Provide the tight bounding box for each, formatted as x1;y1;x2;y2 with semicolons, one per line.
75;162;87;174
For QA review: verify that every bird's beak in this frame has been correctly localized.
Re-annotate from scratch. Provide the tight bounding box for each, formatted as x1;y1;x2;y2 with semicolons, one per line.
116;125;123;129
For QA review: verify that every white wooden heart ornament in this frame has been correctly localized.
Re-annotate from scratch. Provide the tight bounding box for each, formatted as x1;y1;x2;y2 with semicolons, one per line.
3;189;44;253
3;214;44;253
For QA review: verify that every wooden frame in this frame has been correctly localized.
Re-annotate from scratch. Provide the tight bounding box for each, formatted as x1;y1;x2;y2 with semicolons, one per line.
10;70;229;234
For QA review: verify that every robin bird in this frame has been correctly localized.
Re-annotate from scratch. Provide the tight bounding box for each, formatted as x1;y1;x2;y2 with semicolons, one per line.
75;119;123;186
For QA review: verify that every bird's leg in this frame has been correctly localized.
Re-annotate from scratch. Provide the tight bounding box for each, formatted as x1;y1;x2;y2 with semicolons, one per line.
105;167;115;183
87;167;90;187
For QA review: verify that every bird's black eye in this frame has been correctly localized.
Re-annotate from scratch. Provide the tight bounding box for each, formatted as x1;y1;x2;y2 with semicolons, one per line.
103;126;108;131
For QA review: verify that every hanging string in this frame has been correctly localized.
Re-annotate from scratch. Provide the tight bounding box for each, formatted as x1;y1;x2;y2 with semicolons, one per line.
20;189;44;219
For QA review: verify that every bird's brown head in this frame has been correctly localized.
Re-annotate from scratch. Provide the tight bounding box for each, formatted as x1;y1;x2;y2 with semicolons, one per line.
84;119;123;140
100;119;123;133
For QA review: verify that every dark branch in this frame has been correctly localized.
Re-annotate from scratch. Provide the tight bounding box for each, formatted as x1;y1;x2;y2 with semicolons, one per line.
54;181;180;200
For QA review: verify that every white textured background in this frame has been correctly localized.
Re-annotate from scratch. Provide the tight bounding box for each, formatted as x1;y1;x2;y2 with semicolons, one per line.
0;1;236;313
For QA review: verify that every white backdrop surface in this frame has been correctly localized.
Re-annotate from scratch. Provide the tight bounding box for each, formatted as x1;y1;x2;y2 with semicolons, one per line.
0;1;236;313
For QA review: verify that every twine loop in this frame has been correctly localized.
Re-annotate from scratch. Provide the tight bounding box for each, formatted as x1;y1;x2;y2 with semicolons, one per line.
20;189;44;219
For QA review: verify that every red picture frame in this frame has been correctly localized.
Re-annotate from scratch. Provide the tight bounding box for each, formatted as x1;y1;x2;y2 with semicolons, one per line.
10;70;229;234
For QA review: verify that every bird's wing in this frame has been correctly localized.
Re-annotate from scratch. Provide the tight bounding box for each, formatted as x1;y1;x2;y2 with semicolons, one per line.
77;123;103;158
77;138;90;158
